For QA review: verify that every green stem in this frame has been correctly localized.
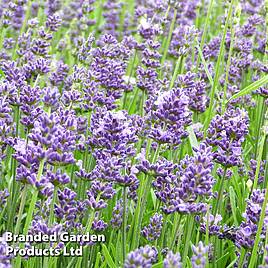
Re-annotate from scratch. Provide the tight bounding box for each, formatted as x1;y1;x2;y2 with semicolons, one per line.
182;215;195;266
122;50;138;110
205;205;210;268
108;229;114;251
213;167;227;215
238;248;246;268
160;7;177;77
159;214;168;249
0;27;6;51
140;90;146;117
128;87;139;114
7;105;20;230
131;142;161;250
13;0;33;59
23;158;45;235
0;207;6;232
14;185;28;235
169;214;182;250
122;187;128;262
222;9;237;113
48;186;57;226
204;0;235;130
75;196;100;268
169;56;182;90
195;0;214;70
248;136;268;268
252;111;268;191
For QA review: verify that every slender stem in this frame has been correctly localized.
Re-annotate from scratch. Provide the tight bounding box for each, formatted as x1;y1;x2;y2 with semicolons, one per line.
123;50;138;110
108;229;114;251
159;214;168;249
14;185;28;235
205;209;210;268
248;133;268;268
0;207;6;232
0;27;6;51
131;142;161;250
204;0;235;130
195;0;214;71
182;215;194;265
128;87;139;114
222;9;237;113
140;90;146;117
262;229;268;265
170;214;182;250
48;186;57;226
75;196;100;268
7;105;20;230
238;248;246;268
160;7;177;77
213;167;227;215
169;56;182;90
122;186;128;262
252;110;268;191
23;158;45;235
254;97;265;158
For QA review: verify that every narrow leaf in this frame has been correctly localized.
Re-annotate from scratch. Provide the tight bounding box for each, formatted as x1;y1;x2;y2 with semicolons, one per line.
196;44;214;87
229;186;239;225
227;75;268;102
152;261;164;268
102;244;117;268
187;125;199;151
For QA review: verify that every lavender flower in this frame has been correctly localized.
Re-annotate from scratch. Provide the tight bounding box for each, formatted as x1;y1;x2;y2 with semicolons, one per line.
163;251;182;268
152;143;215;215
0;238;12;268
199;214;223;236
124;245;158;268
248;159;266;184
92;219;108;232
235;189;268;249
141;213;163;241
110;199;123;228
191;241;208;268
206;108;249;167
147;87;192;146
0;189;9;208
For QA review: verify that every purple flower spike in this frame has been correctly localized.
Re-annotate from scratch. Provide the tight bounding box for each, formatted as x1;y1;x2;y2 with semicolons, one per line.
124;245;158;268
163;251;182;268
141;213;163;241
191;241;208;268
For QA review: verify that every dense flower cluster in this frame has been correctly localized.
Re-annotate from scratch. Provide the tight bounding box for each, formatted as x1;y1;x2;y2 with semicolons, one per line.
235;189;268;249
141;213;163;241
124;246;158;268
152;143;215;214
206;108;249;167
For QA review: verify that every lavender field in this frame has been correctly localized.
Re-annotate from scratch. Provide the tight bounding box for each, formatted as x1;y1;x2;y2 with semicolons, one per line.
0;0;267;267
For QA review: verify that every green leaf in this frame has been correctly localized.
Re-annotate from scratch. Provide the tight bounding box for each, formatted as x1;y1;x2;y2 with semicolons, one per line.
187;125;199;151
94;252;102;268
227;75;268;102
186;256;191;267
196;44;214;87
0;68;5;79
204;0;235;130
229;186;238;225
102;244;117;268
226;257;238;268
152;261;164;268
